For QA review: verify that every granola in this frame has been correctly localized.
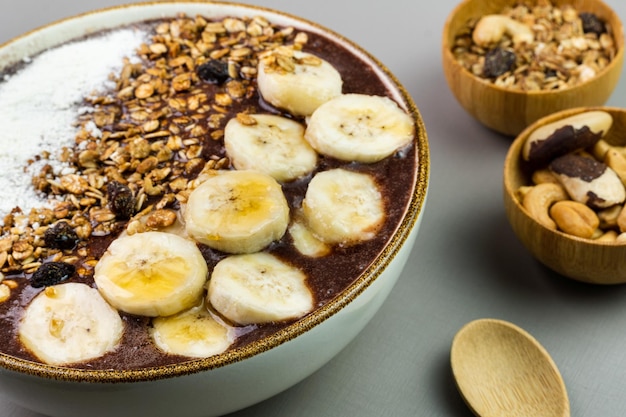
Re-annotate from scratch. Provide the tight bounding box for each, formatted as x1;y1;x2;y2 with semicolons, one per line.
451;1;618;91
0;14;304;282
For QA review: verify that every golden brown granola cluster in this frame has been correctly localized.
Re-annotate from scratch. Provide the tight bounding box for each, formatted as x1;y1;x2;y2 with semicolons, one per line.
0;14;310;289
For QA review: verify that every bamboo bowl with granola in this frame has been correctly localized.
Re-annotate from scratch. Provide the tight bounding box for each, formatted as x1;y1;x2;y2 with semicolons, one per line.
0;1;429;417
442;0;624;137
504;106;626;284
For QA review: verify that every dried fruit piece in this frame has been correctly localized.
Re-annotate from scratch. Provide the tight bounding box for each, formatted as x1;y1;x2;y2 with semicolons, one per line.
107;181;135;220
196;60;230;84
483;47;516;78
580;12;606;36
44;221;79;250
30;262;76;288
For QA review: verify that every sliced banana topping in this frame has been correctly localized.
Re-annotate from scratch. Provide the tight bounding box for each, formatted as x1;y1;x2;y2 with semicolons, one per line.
224;114;318;182
257;48;343;117
19;282;124;366
208;252;314;325
304;93;414;163
302;168;385;245
288;209;331;258
93;231;208;317
183;170;290;254
150;302;236;358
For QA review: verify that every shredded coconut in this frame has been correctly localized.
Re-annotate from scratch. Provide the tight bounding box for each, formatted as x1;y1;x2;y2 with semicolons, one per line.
0;28;147;223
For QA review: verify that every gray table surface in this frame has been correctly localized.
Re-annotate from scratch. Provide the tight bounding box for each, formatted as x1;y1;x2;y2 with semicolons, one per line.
2;0;626;416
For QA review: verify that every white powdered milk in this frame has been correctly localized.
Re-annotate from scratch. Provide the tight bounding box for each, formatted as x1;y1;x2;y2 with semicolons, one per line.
0;28;147;223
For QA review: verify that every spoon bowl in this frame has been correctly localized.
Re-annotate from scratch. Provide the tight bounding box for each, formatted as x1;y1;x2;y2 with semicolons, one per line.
450;318;570;417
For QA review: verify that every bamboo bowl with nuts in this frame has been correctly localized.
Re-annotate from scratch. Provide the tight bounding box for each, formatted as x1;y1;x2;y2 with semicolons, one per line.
442;0;624;137
504;106;626;284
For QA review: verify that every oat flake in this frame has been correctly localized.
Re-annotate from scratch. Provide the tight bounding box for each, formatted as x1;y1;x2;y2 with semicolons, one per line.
0;28;146;223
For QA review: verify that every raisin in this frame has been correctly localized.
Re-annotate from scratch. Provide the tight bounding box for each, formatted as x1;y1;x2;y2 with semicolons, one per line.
545;68;558;79
580;13;606;36
30;262;75;288
483;47;516;78
196;60;230;84
44;221;79;250
107;181;135;220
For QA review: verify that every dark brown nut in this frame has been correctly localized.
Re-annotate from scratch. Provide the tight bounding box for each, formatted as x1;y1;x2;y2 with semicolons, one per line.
522;111;613;166
549;200;600;239
550;153;625;209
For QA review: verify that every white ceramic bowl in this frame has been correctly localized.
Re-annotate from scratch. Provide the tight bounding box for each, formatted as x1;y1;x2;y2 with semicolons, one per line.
0;2;429;417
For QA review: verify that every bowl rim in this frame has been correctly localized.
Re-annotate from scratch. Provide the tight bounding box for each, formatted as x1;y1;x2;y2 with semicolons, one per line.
0;0;430;383
441;0;626;97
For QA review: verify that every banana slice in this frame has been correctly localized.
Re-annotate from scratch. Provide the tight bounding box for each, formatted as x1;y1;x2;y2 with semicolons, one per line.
150;302;236;358
302;168;385;245
288;209;331;258
93;231;208;317
224;114;318;182
18;282;124;366
304;93;414;163
257;47;343;117
183;170;290;254
208;252;314;325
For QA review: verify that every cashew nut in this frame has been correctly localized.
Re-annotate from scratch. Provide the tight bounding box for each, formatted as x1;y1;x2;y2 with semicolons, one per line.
515;185;533;203
549;200;600;239
472;15;534;47
597;204;622;229
617;204;626;233
591;139;612;161
591;228;605;240
531;168;559;185
604;148;626;187
617;232;626;244
522;182;568;230
593;139;626;161
595;229;618;242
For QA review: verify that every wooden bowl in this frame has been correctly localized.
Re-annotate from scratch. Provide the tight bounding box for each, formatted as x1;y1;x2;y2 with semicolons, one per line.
504;106;626;284
442;0;625;137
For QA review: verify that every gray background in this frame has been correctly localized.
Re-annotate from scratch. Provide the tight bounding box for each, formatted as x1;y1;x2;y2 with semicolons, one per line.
2;0;626;416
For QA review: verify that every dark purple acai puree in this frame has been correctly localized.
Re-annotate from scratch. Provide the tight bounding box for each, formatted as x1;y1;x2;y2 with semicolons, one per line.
0;14;418;370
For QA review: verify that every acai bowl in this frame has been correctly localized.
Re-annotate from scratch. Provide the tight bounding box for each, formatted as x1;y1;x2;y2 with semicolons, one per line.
0;2;429;417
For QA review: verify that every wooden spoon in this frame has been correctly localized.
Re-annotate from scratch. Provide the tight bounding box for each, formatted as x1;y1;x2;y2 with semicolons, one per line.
450;318;570;417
